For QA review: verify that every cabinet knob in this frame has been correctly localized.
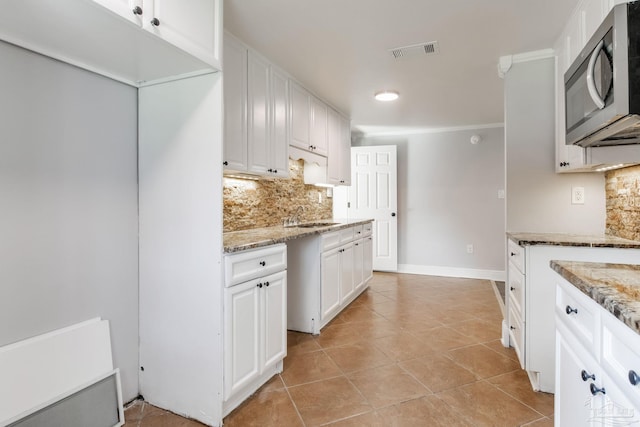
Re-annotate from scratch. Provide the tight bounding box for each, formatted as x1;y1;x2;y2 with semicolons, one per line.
510;252;516;257
565;305;578;315
391;212;396;217
264;281;270;287
629;370;640;386
273;169;277;173
223;161;228;166
510;286;515;291
510;326;516;330
150;17;160;26
132;6;143;15
267;168;273;172
581;370;596;382
257;283;263;288
355;243;359;246
259;261;266;266
590;383;606;396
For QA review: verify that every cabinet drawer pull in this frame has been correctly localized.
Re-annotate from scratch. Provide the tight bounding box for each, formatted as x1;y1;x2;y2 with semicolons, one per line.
629;370;640;386
581;370;595;382
565;305;578;315
259;261;266;266
590;383;606;396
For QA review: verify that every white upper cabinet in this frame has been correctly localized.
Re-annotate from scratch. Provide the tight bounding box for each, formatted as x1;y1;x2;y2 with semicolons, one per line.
223;35;248;172
247;52;271;175
327;108;352;186
270;67;290;177
92;0;143;25
290;82;312;152
310;96;328;156
223;33;289;178
0;0;221;86
554;0;620;173
141;0;221;68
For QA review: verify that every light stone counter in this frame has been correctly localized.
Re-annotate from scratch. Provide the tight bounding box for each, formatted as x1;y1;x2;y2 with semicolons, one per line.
550;260;640;335
223;219;374;253
508;232;640;249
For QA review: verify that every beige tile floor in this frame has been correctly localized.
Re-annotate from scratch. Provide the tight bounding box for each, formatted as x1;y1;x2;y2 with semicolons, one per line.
125;272;554;427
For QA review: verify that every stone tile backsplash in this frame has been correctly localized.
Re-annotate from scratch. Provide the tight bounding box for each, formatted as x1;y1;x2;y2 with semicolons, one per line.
223;159;333;232
606;164;640;241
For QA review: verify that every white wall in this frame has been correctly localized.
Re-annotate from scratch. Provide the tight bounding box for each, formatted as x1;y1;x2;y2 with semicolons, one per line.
504;57;605;233
353;127;506;279
0;42;139;400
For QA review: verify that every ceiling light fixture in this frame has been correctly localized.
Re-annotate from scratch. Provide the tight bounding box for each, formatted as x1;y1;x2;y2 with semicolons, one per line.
374;91;399;102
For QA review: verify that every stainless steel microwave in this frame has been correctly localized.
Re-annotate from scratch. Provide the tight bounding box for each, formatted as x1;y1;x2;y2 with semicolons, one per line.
565;1;640;147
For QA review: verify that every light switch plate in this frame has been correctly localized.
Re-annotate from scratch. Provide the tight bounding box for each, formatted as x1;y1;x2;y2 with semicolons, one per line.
572;186;585;204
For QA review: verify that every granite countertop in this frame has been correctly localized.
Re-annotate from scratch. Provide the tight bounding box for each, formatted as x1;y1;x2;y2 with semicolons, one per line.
508;232;640;249
224;218;374;253
550;260;640;335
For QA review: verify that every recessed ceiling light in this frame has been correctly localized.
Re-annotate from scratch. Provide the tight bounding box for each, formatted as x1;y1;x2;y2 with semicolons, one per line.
374;91;399;102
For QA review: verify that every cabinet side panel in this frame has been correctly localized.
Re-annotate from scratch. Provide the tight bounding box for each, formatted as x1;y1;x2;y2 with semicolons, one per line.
139;73;223;426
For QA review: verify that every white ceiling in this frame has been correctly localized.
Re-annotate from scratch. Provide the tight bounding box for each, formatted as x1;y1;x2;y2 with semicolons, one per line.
224;0;579;136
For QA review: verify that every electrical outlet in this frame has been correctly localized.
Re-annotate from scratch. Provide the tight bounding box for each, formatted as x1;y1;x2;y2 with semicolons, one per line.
466;244;474;254
572;186;585;205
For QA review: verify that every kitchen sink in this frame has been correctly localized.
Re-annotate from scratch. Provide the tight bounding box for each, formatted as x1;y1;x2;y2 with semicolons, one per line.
285;222;339;228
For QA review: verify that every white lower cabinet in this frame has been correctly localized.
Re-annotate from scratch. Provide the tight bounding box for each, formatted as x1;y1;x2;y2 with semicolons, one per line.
506;238;640;393
288;222;374;334
339;243;355;304
554;275;640;427
223;245;287;416
320;248;341;322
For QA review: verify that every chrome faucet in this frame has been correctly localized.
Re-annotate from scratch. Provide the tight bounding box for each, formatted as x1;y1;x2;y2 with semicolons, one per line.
284;206;305;227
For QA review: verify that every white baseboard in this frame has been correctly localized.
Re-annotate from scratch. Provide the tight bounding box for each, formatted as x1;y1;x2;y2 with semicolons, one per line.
396;264;506;281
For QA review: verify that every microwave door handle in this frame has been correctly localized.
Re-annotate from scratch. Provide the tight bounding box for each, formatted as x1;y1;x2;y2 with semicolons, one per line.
586;39;606;109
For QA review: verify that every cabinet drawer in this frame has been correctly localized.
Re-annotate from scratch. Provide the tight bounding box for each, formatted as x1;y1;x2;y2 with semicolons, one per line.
339;227;355;244
225;244;287;287
508;305;525;369
352;225;364;240
322;231;341;252
507;239;525;274
555;280;599;354
362;222;373;237
601;313;640;405
507;263;525;318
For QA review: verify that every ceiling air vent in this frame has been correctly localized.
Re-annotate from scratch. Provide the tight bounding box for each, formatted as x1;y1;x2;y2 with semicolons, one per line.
389;41;440;59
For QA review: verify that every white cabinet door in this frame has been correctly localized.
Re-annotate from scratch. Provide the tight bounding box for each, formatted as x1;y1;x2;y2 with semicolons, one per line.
321;248;341;321
223;35;248;172
224;279;260;399
353;239;364;293
363;236;373;283
340;115;352;185
555;331;603;426
270;67;289;178
247;52;270;175
92;0;143;24
142;0;221;68
310;96;328;156
327;108;342;185
290;82;310;151
262;271;287;370
340;243;355;304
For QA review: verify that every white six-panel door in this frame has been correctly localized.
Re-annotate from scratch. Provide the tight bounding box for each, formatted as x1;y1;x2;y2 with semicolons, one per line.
339;145;398;271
